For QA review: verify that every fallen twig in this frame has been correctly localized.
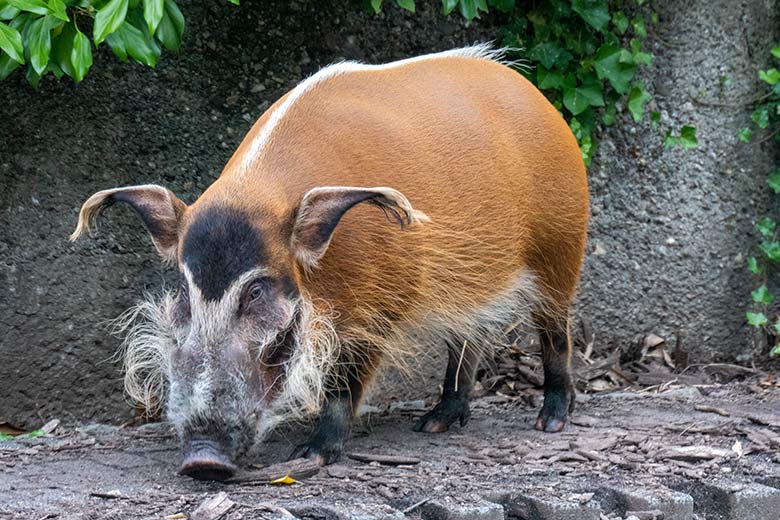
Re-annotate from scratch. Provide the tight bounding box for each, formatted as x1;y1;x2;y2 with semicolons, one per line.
402;498;431;514
228;458;320;484
694;404;730;417
347;452;421;466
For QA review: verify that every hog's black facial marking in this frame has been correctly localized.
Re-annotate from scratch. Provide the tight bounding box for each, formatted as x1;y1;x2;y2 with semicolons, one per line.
181;206;266;302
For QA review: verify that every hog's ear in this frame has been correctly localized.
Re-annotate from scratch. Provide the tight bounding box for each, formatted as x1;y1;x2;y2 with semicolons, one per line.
70;184;187;263
290;186;429;270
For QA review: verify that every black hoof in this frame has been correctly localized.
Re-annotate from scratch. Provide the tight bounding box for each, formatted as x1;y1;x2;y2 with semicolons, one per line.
413;395;470;433
535;387;574;433
289;438;343;466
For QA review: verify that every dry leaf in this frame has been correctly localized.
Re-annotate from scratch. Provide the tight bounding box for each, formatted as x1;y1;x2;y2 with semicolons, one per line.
165;514;186;519
270;474;297;485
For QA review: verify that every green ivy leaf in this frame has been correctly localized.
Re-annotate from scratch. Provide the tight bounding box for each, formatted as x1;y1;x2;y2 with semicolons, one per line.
650;110;660;127
27;14;52;74
6;0;47;15
737;127;752;142
761;240;780;261
627;84;651;122
768;169;780;194
563;84;603;115
93;0;128;45
487;0;514;12
143;0;163;33
602;101;616;125
529;41;564;70
631;15;646;37
758;217;777;237
593;42;636;94
759;68;780;86
371;0;382;13
665;125;698;149
772;343;780;356
747;256;762;274
752;106;770;129
395;0;414;13
611;11;628;34
70;27;90;81
571;0;609;32
537;66;563;89
154;0;182;52
457;0;488;20
772;44;780;60
679;125;697;149
752;285;773;305
747;311;769;327
0;20;24;63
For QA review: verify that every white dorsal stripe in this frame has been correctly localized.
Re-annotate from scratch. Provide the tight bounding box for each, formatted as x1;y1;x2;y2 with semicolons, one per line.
241;44;514;171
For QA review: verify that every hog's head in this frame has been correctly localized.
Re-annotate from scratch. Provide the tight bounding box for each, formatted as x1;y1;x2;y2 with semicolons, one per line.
70;183;425;480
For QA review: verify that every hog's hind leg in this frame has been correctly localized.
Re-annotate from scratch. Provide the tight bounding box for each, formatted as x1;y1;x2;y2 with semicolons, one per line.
534;314;575;433
413;338;481;433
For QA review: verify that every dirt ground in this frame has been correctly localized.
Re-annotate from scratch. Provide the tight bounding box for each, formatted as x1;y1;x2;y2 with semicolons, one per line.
3;379;780;520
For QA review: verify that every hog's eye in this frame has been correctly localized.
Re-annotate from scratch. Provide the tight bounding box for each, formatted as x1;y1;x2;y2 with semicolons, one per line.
241;277;272;312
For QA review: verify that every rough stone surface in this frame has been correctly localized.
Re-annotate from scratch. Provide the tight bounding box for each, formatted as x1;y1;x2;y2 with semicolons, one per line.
418;499;504;520
595;486;694;520
490;492;601;520
578;0;780;362
673;481;780;520
2;0;780;427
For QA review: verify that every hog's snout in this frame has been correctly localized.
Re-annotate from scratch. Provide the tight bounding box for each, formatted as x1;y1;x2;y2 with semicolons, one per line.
178;440;238;481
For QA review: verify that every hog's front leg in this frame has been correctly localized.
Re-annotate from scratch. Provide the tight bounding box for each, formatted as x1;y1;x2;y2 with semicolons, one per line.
289;359;369;465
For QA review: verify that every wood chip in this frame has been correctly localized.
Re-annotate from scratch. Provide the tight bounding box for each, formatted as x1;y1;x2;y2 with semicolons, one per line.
347;452;421;466
656;445;733;461
694;404;730;417
41;419;60;435
192;492;234;520
90;490;123;499
228;458;320;484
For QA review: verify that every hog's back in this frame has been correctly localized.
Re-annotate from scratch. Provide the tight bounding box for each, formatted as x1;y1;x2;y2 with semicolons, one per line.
217;52;589;321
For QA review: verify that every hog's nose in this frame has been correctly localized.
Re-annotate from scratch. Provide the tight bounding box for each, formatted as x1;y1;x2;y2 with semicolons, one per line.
179;440;237;481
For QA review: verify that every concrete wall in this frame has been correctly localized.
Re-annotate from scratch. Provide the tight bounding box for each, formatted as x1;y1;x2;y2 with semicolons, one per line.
1;0;778;427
